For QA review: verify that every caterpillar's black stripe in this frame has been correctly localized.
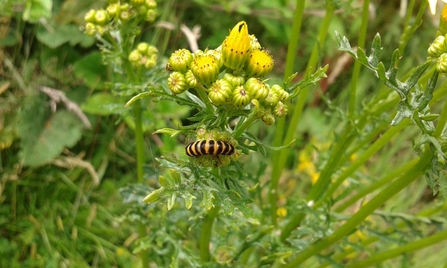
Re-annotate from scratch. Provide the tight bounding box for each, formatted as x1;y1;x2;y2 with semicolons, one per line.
186;140;235;157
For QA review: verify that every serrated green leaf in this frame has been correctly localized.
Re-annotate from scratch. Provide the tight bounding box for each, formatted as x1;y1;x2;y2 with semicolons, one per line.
19;109;83;167
335;31;355;55
391;102;412;125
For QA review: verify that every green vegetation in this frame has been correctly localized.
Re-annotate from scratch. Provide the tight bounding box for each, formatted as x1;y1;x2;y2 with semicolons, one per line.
1;0;447;267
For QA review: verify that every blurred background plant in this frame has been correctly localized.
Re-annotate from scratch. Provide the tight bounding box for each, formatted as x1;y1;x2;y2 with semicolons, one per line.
1;0;447;267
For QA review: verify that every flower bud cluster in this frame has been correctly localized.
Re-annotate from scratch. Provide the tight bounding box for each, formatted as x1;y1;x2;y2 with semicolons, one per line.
166;21;288;124
427;34;447;73
84;0;157;36
128;42;158;69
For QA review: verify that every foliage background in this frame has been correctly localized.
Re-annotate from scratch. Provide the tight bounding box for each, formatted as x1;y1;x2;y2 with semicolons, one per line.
1;0;447;267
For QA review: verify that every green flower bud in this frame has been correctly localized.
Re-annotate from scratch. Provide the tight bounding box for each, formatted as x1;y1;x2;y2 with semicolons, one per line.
144;58;156;69
185;70;198;88
168;72;188;94
128;50;142;64
120;3;130;11
261;112;275;125
130;0;145;6
94;10;109;25
208;79;233;105
232;85;252;108
249;34;261;51
106;4;120;17
147;45;158;55
263;90;279;107
143;187;165;204
145;9;157;22
137;42;149;54
169;49;193;73
271;84;289;101
223;73;245;87
85;22;96;36
273;101;288;117
244;49;274;77
84;10;97;23
95;25;106;36
120;11;130;21
428;35;446;58
191;55;220;86
137;5;148;15
245;77;269;101
145;0;157;9
222;21;251;70
437;53;447;73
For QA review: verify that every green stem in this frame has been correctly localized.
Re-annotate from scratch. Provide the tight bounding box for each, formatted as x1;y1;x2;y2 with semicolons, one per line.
313;119;410;208
346;229;447;268
269;0;335;226
233;111;257;139
133;100;146;183
196;84;215;114
348;0;370;116
284;151;432;267
138;224;149;268
200;203;220;262
334;158;418;212
317;201;447;268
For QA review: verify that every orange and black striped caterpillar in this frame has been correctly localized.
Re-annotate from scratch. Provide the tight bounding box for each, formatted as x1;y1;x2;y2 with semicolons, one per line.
185;140;235;157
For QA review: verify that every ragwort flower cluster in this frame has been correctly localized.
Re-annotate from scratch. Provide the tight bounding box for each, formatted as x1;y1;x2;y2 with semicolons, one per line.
84;0;158;70
166;21;289;125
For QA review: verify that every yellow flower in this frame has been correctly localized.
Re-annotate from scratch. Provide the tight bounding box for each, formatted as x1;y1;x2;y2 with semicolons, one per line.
276;207;288;217
221;21;251;70
244;49;274;77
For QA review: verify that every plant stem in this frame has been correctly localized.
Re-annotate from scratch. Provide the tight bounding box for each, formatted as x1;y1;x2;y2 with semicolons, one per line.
346;229;447;268
284;151;432;267
348;0;370;116
233;111;257;139
133;99;146;183
334;158;418;212
313;119;410;208
200;203;220;262
269;0;335;226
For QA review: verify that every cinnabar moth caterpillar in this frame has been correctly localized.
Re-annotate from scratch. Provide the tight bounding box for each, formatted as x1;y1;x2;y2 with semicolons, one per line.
185;140;235;156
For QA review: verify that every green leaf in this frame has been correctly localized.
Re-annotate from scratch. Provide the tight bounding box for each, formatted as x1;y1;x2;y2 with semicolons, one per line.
82;92;123;116
36;24;90;49
369;33;382;67
73;52;108;90
335;31;355;55
356;47;369;66
403;61;431;93
18;107;83;167
153;128;183;137
391;102;412;126
125;92;153;108
23;0;52;23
